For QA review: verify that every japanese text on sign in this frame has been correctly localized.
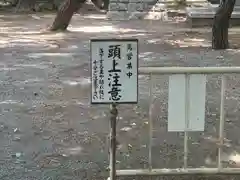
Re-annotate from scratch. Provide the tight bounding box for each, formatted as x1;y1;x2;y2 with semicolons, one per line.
108;45;122;101
90;39;138;104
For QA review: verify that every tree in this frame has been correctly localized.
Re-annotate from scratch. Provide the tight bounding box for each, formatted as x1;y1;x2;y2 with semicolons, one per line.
15;0;36;12
102;0;109;10
49;0;104;31
212;0;236;49
49;0;83;31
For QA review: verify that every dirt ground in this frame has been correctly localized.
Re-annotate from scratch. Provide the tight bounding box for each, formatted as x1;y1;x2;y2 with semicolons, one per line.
1;12;240;180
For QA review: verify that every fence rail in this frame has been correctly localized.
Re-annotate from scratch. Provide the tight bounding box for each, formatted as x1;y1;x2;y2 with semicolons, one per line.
112;67;240;178
139;66;240;74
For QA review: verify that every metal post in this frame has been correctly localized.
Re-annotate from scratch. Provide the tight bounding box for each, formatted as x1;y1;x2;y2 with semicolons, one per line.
109;103;118;180
184;74;190;169
218;75;225;170
148;74;153;171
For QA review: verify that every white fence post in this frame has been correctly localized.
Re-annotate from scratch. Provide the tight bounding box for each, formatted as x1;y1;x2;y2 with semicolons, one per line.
218;75;226;170
148;73;154;171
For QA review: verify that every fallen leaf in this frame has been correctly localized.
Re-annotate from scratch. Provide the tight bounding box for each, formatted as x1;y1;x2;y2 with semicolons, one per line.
131;123;136;126
15;152;22;158
14;128;20;133
120;127;132;132
128;144;133;150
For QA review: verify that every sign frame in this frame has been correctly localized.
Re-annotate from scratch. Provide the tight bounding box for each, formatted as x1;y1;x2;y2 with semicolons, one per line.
90;38;139;105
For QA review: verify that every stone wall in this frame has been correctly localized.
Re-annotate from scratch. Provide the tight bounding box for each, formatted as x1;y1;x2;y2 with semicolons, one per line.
106;0;209;20
107;0;168;20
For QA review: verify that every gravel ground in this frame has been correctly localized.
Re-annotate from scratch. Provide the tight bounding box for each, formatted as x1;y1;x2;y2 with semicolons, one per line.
1;12;240;180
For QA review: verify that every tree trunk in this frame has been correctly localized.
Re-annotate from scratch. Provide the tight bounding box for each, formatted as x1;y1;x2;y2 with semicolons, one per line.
15;0;36;12
212;0;236;49
91;0;104;10
49;0;85;31
103;0;109;10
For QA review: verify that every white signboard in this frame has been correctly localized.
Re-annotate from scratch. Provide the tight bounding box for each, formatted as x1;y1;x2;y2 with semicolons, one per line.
90;39;138;104
168;74;206;132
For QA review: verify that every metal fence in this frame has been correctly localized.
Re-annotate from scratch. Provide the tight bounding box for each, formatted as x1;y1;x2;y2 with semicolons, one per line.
110;66;240;178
